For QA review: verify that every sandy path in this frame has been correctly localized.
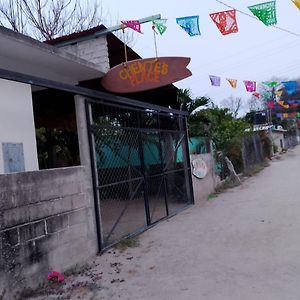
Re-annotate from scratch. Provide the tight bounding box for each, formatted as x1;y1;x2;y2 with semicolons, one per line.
30;146;300;300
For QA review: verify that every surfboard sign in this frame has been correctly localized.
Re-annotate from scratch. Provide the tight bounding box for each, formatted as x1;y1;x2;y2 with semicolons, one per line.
101;57;192;93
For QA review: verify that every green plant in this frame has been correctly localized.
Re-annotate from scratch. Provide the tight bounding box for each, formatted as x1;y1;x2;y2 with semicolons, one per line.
272;143;278;153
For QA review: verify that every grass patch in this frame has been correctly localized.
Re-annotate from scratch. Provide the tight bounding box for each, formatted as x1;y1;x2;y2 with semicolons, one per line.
214;178;241;194
208;194;218;201
114;237;140;252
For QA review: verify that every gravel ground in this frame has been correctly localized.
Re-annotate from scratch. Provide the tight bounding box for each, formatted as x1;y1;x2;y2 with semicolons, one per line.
28;147;300;300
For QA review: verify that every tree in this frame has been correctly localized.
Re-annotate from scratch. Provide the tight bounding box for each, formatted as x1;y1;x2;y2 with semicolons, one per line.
177;88;211;115
247;94;265;112
0;0;102;40
188;105;250;173
220;96;243;118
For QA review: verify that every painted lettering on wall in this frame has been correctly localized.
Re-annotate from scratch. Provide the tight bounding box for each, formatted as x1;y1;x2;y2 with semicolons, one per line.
118;60;169;86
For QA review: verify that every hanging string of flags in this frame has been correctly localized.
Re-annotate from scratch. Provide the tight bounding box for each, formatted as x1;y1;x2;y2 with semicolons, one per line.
119;2;300;102
275;112;300;119
208;75;258;93
121;0;299;38
260;79;300;121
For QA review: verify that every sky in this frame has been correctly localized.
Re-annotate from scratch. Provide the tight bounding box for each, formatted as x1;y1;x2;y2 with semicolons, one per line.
101;0;300;111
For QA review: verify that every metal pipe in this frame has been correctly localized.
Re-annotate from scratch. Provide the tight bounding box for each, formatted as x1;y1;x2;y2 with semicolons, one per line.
55;14;161;47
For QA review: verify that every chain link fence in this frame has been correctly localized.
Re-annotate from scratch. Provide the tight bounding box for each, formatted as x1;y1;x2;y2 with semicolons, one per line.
87;98;194;249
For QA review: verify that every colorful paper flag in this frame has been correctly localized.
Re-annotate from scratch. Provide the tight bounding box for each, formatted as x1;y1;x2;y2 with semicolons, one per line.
209;75;221;86
274;103;281;109
275;113;282;118
176;16;201;36
248;1;277;26
297;112;300;118
244;80;256;92
121;20;143;33
209;9;238;35
290;112;297;118
286;100;294;104
227;79;237;88
292;0;300;10
283;113;289;118
274;90;283;97
262;91;271;99
282;81;298;94
267;101;275;108
253;92;260;98
152;19;168;35
263;81;278;87
278;101;289;109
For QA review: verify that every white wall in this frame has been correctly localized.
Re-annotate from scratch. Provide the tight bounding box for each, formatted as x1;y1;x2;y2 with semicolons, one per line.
0;79;38;173
62;37;110;72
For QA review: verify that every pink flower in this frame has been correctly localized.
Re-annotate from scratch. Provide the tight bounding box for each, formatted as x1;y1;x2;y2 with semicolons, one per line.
47;271;65;282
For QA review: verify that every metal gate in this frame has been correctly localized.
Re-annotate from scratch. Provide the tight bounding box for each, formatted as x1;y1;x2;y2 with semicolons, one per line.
86;97;194;250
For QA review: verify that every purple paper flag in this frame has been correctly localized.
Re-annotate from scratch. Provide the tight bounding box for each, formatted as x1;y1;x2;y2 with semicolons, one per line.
275;113;282;118
209;75;221;86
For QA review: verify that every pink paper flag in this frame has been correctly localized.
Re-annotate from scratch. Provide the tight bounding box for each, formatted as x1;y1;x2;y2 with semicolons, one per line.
244;80;256;92
252;92;260;98
121;20;143;33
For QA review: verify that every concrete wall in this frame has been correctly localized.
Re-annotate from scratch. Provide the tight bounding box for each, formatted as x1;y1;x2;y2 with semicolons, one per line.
271;131;285;152
191;153;218;206
0;166;98;299
0;79;38;174
62;37;110;72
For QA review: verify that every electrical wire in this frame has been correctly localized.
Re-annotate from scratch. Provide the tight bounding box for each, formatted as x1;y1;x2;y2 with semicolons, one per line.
192;37;300;76
215;0;300;38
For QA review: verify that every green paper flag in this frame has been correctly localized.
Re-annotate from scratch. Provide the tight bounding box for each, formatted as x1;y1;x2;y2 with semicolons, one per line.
152;19;168;35
262;91;271;98
263;81;278;87
248;1;277;26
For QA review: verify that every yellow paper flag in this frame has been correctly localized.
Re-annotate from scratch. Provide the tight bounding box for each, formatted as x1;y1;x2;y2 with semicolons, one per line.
292;0;300;10
275;90;283;97
283;113;289;118
278;101;289;109
227;79;237;88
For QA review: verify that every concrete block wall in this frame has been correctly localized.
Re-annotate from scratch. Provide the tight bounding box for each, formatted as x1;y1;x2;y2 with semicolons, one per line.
62;37;110;72
0;166;98;299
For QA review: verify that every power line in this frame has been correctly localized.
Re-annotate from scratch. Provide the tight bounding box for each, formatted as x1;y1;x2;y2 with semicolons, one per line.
215;0;300;38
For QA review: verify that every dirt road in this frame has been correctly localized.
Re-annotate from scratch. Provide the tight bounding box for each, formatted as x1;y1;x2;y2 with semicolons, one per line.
30;146;300;300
